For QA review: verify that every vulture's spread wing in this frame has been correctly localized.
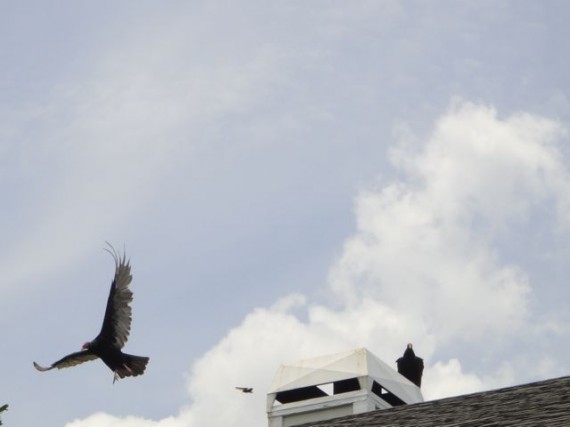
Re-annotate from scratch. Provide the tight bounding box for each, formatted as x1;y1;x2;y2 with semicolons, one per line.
33;351;99;371
96;244;133;349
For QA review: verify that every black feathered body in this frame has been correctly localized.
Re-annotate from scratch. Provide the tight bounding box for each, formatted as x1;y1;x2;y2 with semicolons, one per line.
396;344;424;387
84;248;149;380
88;336;149;380
33;245;149;382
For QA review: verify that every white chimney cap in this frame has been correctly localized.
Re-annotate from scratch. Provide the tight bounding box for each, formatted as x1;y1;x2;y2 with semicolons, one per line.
269;347;423;404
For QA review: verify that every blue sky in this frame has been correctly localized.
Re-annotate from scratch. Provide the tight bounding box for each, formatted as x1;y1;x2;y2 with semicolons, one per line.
2;1;570;426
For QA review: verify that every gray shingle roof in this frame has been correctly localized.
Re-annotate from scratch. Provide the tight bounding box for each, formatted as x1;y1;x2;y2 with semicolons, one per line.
297;375;570;427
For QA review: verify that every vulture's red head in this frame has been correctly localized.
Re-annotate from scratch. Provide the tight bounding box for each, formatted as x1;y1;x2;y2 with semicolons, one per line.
82;342;91;350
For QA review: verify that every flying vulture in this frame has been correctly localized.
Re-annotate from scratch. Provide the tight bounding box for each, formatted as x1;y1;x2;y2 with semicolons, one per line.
396;343;424;387
33;245;149;383
235;387;253;393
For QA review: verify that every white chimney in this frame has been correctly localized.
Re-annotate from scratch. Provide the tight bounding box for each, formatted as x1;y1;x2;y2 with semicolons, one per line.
266;348;423;427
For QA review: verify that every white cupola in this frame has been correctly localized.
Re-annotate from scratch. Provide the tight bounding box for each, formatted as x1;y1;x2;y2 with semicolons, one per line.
267;348;423;427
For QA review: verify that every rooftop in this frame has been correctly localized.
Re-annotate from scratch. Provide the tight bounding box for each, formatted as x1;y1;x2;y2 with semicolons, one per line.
297;375;570;427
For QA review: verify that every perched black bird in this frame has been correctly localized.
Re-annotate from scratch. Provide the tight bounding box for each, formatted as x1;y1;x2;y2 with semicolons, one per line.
33;244;149;383
235;387;253;393
396;343;424;387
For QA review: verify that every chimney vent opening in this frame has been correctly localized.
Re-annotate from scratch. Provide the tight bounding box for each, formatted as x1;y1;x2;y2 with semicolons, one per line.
274;378;362;405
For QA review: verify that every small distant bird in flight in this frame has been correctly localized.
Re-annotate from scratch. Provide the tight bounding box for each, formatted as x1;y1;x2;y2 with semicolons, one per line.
235;387;253;393
33;244;149;383
396;343;424;387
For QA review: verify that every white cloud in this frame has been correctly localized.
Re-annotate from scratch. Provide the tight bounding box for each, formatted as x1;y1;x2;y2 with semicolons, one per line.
423;359;484;400
65;413;182;427
406;103;568;227
330;102;570;343
65;102;570;427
